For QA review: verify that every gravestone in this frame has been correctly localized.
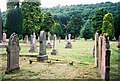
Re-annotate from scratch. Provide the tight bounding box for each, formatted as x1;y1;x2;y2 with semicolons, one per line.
2;33;7;43
37;31;48;62
5;33;20;74
0;9;2;42
59;36;61;43
65;34;72;48
29;33;37;52
98;35;102;70
51;34;58;55
24;35;29;45
94;33;99;67
30;34;33;44
65;35;67;41
46;32;52;48
100;35;110;81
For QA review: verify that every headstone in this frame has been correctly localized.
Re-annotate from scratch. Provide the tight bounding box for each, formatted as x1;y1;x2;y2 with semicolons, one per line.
30;34;33;44
24;35;29;45
94;33;99;67
59;36;61;43
100;35;110;81
98;35;102;70
65;34;72;48
0;9;2;42
65;35;67;41
5;33;20;74
51;34;58;55
46;32;52;48
37;31;48;62
29;33;37;52
2;33;7;43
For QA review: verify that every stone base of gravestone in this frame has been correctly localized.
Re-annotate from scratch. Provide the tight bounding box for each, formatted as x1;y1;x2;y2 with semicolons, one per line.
5;67;20;74
37;55;48;62
51;49;58;55
46;42;52;48
29;46;37;52
65;41;72;48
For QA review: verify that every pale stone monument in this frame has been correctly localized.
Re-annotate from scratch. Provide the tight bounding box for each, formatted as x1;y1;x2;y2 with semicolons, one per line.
46;32;52;48
65;34;72;48
94;33;99;67
29;33;37;52
37;31;48;62
24;35;29;45
5;33;20;74
51;34;58;55
2;33;7;43
65;35;67;41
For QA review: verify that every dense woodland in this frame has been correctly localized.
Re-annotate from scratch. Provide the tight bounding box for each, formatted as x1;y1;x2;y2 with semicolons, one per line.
1;1;120;40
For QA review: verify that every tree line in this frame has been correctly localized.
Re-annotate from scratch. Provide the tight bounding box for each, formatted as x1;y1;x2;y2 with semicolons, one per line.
1;1;120;40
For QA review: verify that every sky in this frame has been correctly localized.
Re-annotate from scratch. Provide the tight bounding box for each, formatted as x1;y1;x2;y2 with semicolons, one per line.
0;0;119;12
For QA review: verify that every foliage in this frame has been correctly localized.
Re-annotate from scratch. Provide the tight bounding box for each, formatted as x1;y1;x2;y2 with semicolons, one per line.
66;12;83;38
80;19;93;40
5;2;22;38
92;8;107;34
21;1;41;37
102;13;114;40
40;12;55;33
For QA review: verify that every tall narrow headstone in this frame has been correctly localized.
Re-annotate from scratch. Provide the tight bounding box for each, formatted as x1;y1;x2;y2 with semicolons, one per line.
2;33;7;43
118;36;120;49
0;9;2;42
65;34;72;48
51;34;58;55
24;35;29;45
98;35;102;70
100;35;110;81
5;33;20;74
65;35;67;41
37;31;48;62
29;33;37;52
46;32;52;48
94;33;99;67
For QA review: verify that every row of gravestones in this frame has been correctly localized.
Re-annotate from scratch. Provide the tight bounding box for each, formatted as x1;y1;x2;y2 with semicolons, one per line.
94;33;111;81
5;31;73;73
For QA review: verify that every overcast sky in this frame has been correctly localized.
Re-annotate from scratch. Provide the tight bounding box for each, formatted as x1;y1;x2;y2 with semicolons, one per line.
0;0;119;12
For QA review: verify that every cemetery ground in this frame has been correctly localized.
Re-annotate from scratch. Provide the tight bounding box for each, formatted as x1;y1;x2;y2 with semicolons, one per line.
0;39;119;79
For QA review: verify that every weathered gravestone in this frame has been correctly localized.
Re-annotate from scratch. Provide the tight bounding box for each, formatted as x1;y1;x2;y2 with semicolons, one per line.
100;35;110;81
24;35;29;45
2;33;7;43
94;33;99;67
65;34;72;48
46;32;52;48
29;33;37;52
65;35;67;41
51;34;58;55
5;33;20;74
37;31;48;62
118;36;120;49
0;9;2;42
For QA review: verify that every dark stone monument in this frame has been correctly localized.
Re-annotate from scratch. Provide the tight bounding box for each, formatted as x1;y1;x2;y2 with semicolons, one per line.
5;33;20;74
118;36;120;49
51;34;58;55
100;35;110;81
37;31;48;62
0;9;2;42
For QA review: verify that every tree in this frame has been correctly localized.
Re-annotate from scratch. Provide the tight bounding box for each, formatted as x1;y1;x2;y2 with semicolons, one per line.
102;13;114;40
80;19;94;40
21;0;41;37
5;1;22;38
51;22;63;37
66;13;83;38
40;12;55;33
92;8;107;34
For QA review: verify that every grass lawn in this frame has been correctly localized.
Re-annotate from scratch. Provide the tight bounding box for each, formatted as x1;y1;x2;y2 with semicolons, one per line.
0;39;119;79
